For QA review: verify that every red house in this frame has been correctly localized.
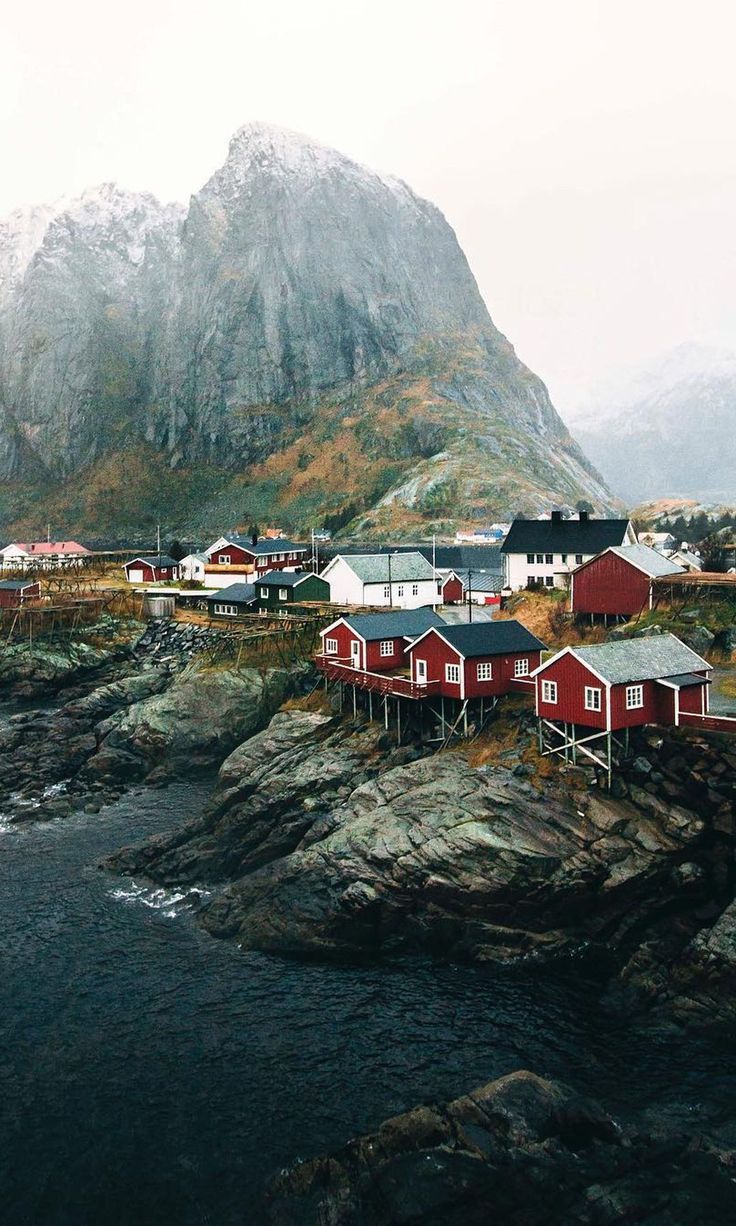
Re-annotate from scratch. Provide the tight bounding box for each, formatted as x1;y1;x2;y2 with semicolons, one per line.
0;579;40;608
570;545;684;621
124;555;180;584
205;535;308;578
319;608;445;673
406;621;545;700
439;572;464;604
533;634;712;732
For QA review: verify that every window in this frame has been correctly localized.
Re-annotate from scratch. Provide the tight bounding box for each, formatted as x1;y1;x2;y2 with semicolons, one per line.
379;640;394;657
412;584;419;596
584;686;602;712
536;553;544;564
545;553;553;564
527;576;535;587
445;663;461;684
545;577;554;587
527;553;535;564
477;662;493;681
514;658;530;677
260;588;268;598
561;553;567;563
575;554;583;565
397;585;404;597
626;684;644;710
219;554;231;565
279;588;288;601
542;680;557;704
325;638;338;654
278;553;285;561
214;603;237;616
383;585;390;598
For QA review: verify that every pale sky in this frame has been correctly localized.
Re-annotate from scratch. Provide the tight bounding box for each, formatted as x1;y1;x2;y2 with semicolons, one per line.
3;0;735;415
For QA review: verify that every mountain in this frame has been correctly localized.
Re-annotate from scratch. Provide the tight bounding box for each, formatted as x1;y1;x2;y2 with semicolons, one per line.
0;123;612;537
568;343;736;505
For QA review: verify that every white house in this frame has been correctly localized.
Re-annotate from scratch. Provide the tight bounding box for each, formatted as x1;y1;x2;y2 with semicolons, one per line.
668;548;703;572
0;540;90;571
638;531;677;554
501;512;636;591
179;552;207;583
320;552;441;609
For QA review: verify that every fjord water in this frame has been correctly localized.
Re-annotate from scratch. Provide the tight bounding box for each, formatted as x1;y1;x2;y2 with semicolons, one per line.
1;761;735;1223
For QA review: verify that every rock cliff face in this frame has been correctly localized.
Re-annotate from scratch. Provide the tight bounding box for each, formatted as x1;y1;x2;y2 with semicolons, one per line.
0;123;611;534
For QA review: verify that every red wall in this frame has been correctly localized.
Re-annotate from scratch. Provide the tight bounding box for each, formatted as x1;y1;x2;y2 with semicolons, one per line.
442;576;464;604
572;553;650;617
408;630;542;698
0;582;39;608
211;544;306;573
679;682;707;715
320;622;410;672
536;653;709;730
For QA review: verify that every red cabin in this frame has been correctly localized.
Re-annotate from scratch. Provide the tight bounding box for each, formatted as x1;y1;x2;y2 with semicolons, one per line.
406;621;545;700
533;634;712;732
205;536;308;577
570;545;684;620
319;608;445;673
440;572;464;604
0;579;40;608
124;556;180;584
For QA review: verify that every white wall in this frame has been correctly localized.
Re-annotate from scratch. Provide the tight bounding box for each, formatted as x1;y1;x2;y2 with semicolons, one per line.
324;558;439;607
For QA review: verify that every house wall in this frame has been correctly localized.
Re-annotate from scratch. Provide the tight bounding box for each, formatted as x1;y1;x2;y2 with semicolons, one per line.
679;682;708;715
258;575;329;610
0;582;40;608
364;636;407;671
407;631;541;699
506;551;595;592
536;654;609;729
207;542;307;573
408;632;463;697
321;621;363;666
442;576;464;604
609;680;664;730
323;559;439;608
572;554;651;617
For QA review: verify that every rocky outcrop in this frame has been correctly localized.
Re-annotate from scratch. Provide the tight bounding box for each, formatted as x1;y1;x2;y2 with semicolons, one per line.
265;1069;736;1225
0;641;115;699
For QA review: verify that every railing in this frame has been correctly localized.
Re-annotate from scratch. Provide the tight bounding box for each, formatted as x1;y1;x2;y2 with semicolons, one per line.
315;654;440;699
679;712;736;734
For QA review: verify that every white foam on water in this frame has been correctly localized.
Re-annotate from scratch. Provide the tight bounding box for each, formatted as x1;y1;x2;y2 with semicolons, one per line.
107;879;211;918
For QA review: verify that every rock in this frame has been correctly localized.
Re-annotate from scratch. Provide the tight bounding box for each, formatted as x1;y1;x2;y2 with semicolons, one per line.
679;624;715;656
264;1069;736;1225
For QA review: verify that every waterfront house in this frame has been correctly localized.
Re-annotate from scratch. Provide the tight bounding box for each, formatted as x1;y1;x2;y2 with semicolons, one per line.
501;512;636;591
0;540;90;571
123;555;180;584
405;621;545;699
0;579;41;608
533;635;712;732
204;535;308;578
319;608;445;673
320;552;440;608
206;583;258;618
570;544;684;621
256;570;330;613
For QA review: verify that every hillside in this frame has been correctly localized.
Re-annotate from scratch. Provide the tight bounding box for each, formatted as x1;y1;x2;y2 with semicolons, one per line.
0;123;613;537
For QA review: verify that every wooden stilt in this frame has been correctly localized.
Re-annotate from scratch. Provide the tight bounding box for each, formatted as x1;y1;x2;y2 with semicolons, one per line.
396;698;401;746
368;691;373;722
352;686;357;718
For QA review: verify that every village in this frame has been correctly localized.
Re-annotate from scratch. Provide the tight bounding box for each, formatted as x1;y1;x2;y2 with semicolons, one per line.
2;509;736;786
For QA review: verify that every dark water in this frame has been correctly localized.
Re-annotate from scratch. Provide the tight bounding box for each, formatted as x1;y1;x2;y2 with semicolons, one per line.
1;773;736;1224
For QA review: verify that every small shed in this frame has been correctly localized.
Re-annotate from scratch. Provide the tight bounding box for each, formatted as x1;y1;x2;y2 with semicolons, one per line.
570;545;683;620
0;579;41;608
206;583;258;619
124;556;180;584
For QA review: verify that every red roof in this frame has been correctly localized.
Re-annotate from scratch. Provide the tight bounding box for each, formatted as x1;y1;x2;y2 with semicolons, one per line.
11;541;89;555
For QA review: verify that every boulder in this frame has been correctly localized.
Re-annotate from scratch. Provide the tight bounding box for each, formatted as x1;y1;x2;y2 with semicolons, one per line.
679;624;715;656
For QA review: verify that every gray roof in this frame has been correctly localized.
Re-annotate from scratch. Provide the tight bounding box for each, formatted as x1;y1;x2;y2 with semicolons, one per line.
341;608;445;641
206;583;258;604
444;570;503;593
657;672;711;688
258;570;324;588
570;634;710;685
424;620;546;658
335;552;437;583
220;536;307;556
0;579;36;590
602;544;684;579
126;555;179;568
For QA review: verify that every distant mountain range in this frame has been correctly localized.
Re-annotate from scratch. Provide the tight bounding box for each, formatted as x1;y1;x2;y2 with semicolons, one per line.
568;343;736;506
0;123;613;537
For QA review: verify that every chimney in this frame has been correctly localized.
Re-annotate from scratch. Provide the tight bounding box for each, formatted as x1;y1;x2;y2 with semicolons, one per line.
550;510;562;523
579;511;589;523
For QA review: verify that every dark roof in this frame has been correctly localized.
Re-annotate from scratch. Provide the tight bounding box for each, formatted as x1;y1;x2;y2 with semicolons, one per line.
341;608;445;641
258;570;324;588
322;544;502;571
658;672;711;688
206;583;258;604
221;536;308;556
501;519;632;554
0;579;36;590
420;620;546;658
125;555;179;568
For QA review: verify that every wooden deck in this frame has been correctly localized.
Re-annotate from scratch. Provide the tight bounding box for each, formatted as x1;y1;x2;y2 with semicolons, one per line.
315;654;440;699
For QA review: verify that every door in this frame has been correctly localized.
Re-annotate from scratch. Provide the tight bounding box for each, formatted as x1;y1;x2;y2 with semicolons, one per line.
350;639;361;669
415;658;427;683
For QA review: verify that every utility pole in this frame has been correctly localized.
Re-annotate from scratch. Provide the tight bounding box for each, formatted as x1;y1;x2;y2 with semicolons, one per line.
467;570;473;623
387;550;393;608
157;523;161;565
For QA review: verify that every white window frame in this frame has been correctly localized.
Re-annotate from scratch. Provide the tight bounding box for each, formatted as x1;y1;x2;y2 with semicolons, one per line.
325;637;338;654
514;658;530;677
526;553;534;564
626;684;644;710
219;554;231;565
379;640;394;657
397;584;404;597
279;588;288;601
445;662;461;684
536;553;544;564
383;585;390;598
584;686;602;712
476;662;493;681
260;588;268;598
411;583;419;596
545;553;553;564
575;553;583;565
545;576;554;587
542;680;557;704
